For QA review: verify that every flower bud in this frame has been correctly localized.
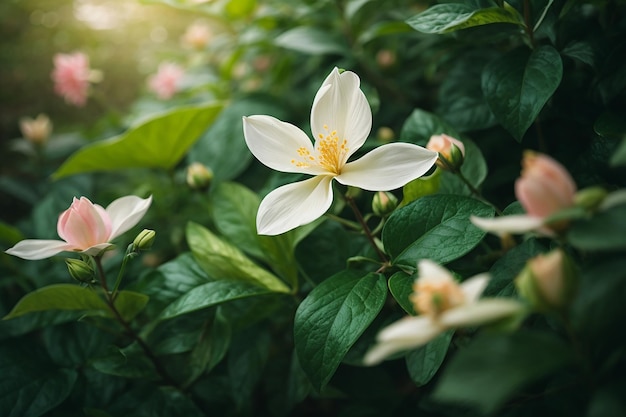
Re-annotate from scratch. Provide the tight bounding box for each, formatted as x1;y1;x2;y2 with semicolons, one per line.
515;249;577;312
133;229;156;251
372;191;398;217
376;126;394;143
376;49;396;68
186;162;213;190
515;152;576;219
19;114;52;145
574;186;608;212
66;258;95;283
426;134;465;171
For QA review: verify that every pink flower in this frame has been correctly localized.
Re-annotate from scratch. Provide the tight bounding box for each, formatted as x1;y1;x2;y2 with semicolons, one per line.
471;152;576;236
515;152;576;217
5;195;152;260
51;52;93;107
147;62;184;100
181;22;211;49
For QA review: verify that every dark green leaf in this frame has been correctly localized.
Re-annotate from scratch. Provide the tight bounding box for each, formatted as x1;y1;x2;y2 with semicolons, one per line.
482;46;563;141
53;104;222;179
0;342;77;417
113;290;149;321
406;330;454;386
294;270;387;390
485;238;547;297
158;280;273;320
383;195;494;266
568;205;626;251
432;331;574;414
228;327;271;409
91;344;157;379
400;108;458;146
439;138;488;195
388;270;416;315
406;3;522;34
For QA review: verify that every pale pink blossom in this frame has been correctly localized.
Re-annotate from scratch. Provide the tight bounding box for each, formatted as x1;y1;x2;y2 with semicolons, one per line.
148;62;184;100
181;22;212;49
51;52;94;107
427;134;465;169
5;195;152;260
471;152;576;236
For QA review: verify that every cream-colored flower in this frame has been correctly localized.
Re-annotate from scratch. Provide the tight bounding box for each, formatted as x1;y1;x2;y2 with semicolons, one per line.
364;260;524;365
243;68;438;235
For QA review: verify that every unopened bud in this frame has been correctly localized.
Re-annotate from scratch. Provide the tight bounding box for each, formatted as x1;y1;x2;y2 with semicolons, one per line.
186;162;213;190
574;186;608;212
376;49;396;68
19;114;52;145
372;191;398;217
66;258;95;283
427;134;465;171
377;126;394;143
515;249;577;312
133;229;156;251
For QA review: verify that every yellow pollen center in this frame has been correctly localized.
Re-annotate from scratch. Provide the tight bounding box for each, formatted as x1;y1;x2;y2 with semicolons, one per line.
410;276;465;318
290;124;349;174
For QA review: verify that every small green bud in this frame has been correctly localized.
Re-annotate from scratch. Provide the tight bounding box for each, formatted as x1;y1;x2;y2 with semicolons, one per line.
372;191;398;217
66;258;95;283
574;186;608;212
426;134;465;171
186;162;214;190
133;229;156;251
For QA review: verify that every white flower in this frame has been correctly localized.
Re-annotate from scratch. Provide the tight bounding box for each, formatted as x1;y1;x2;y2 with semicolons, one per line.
363;260;524;365
242;68;438;235
5;195;152;260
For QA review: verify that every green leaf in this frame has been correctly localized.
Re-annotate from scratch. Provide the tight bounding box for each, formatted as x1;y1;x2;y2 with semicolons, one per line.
382;195;494;266
225;0;255;18
186;222;290;293
406;330;454;386
0;220;23;246
568;204;626;251
188;97;284;182
4;284;107;320
482;46;563;141
388;270;416;315
228;327;271;409
400;108;459;146
294;270;387;390
158;280;272;320
485;238;547;297
400;169;441;207
53;104;222;179
406;3;523;34
0;342;77;417
184;309;231;384
432;331;574;414
113;290;149;321
275;27;348;55
211;182;299;286
91;344;157;379
3;284;148;321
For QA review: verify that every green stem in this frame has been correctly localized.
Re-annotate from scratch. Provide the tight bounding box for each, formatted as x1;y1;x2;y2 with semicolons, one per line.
324;212;361;230
523;0;536;48
438;158;504;216
111;244;136;300
345;194;388;263
94;256;184;391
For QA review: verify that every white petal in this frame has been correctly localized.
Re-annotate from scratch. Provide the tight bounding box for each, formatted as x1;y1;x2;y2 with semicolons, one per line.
470;214;544;236
460;273;490;303
243;115;325;175
257;175;334;235
310;68;372;157
440;299;524;328
336;143;438;191
107;195;152;240
418;259;454;281
5;239;74;260
363;316;442;365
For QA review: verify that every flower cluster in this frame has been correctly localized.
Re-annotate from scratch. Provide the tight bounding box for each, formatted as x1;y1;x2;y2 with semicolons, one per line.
51;52;101;107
